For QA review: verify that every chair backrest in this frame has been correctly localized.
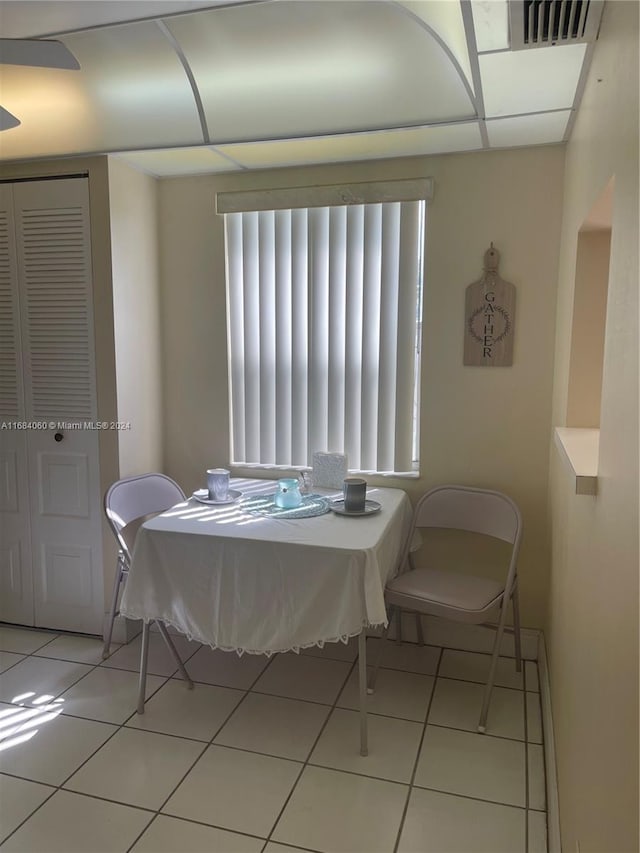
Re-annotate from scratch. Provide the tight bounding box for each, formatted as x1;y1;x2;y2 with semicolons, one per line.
405;484;523;603
414;485;521;545
104;473;185;556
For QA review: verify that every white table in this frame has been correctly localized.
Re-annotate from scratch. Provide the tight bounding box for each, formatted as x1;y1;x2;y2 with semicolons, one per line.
120;478;413;754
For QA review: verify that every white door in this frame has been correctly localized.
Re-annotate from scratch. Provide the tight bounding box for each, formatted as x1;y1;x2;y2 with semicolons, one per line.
0;185;34;625
1;177;104;633
26;427;103;633
0;432;34;625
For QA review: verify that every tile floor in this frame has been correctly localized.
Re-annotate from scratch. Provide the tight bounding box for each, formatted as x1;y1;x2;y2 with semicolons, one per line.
0;623;547;853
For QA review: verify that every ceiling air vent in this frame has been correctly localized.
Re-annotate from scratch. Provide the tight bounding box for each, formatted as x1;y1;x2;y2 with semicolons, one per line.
509;0;605;49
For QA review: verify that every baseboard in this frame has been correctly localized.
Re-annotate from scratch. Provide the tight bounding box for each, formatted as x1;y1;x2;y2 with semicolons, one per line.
376;612;540;661
538;632;561;853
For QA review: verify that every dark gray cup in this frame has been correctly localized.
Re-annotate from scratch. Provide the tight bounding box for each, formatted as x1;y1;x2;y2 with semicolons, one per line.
343;477;367;512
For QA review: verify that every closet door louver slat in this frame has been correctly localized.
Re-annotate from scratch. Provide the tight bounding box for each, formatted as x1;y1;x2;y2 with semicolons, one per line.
0;190;24;420
15;181;97;423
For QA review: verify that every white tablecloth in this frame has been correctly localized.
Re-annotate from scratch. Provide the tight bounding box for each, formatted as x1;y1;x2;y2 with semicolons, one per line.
119;478;413;655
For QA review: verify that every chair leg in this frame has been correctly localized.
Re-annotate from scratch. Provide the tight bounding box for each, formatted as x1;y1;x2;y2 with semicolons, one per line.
156;621;193;689
137;621;151;714
368;607;393;694
478;605;509;733
358;631;368;757
103;554;125;659
395;606;403;645
512;583;522;673
415;612;425;646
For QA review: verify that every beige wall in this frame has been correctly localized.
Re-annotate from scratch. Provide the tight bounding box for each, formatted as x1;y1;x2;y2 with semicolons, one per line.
108;157;163;475
547;1;639;851
158;144;565;628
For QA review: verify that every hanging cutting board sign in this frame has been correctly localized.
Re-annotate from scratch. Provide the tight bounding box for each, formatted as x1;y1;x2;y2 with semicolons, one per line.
463;244;515;366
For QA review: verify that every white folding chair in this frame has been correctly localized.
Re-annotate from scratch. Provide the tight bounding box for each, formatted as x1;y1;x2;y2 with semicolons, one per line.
369;484;523;733
102;473;193;700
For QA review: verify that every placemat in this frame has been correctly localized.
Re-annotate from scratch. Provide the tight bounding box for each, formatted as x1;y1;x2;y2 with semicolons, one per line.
241;493;330;519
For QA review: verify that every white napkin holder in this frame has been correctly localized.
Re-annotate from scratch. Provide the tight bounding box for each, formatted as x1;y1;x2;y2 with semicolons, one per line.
312;452;348;489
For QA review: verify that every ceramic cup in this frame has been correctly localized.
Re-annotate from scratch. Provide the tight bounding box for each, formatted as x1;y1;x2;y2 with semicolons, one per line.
343;477;367;513
207;468;230;501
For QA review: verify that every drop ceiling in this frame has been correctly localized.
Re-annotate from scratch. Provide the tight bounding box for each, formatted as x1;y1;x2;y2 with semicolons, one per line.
0;0;604;176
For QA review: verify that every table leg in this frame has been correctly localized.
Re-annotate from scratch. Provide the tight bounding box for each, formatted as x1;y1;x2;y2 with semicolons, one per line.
157;622;194;689
358;630;368;757
137;621;151;714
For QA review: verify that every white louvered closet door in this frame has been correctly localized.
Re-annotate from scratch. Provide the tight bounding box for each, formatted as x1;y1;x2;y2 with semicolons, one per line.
3;178;104;633
0;184;34;624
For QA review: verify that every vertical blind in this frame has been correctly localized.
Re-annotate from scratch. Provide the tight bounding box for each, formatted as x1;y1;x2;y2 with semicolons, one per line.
224;200;425;474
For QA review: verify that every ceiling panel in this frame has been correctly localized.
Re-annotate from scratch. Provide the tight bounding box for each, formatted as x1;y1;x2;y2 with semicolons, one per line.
0;20;203;159
486;110;571;148
0;1;225;38
400;1;475;94
0;63;98;159
479;43;587;117
218;122;483;170
166;1;476;143
114;146;239;176
471;0;509;52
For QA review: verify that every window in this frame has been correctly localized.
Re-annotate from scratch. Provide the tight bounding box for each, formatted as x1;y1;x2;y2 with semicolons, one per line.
222;182;428;475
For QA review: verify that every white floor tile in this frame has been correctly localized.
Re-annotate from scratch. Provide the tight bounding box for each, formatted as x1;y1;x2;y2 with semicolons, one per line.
0;652;24;674
525;660;540;692
398;788;526;853
183;645;269;689
439;649;524;690
64;726;205;810
0;789;153;853
0;657;93;706
0;773;54;844
301;637;358;662
214;692;330;761
310;707;422;783
528;809;548;853
59;666;165;724
127;678;244;741
0;627;57;655
0;702;116;785
0;636;544;852
34;634;109;666
102;632;199;677
527;691;543;743
429;678;525;740
414;725;526;807
253;654;351;704
366;638;440;675
132;814;264;853
163;744;300;837
273;765;408;853
338;667;434;722
528;743;546;810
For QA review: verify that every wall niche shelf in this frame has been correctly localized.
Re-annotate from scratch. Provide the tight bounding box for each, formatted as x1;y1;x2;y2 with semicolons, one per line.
554;427;599;495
